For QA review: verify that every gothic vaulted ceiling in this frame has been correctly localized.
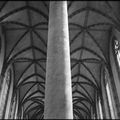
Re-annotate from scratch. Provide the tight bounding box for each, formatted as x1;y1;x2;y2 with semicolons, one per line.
0;1;120;119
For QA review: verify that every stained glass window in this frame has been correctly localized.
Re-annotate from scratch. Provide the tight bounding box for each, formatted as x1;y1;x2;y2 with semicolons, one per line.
114;39;120;67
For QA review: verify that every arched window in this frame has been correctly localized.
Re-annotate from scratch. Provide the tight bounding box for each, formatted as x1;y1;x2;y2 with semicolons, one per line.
4;66;15;119
98;96;103;119
0;68;11;119
95;92;103;119
9;93;18;119
108;28;120;118
106;82;115;118
0;25;5;97
114;39;120;67
104;68;116;119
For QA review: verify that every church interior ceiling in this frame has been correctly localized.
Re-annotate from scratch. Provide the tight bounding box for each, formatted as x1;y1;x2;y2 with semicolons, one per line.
0;1;120;119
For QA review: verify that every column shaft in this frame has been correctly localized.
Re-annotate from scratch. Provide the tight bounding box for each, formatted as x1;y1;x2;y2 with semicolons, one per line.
44;1;73;119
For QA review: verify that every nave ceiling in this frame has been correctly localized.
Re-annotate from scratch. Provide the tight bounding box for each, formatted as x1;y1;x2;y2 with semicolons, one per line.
0;1;120;119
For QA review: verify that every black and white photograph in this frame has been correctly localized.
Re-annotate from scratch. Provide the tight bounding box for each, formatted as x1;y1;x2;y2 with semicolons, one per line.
0;1;120;119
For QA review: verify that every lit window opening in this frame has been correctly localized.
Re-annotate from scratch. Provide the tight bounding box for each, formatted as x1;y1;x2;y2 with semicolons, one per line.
98;97;103;119
106;82;115;119
115;40;120;67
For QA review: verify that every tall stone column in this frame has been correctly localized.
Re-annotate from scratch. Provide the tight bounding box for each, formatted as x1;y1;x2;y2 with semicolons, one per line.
44;1;73;119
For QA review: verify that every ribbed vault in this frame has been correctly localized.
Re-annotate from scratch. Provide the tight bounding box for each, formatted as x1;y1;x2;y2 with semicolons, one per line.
0;1;120;119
